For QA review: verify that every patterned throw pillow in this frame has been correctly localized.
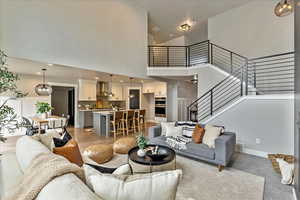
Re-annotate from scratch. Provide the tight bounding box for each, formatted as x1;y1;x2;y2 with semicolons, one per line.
175;121;197;138
53;132;72;147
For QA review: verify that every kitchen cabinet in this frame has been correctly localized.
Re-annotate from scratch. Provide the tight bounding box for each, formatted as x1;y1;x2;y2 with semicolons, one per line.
109;83;124;101
143;82;166;97
79;79;97;101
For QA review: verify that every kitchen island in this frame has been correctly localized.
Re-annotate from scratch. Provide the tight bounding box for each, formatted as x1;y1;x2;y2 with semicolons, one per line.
93;111;112;137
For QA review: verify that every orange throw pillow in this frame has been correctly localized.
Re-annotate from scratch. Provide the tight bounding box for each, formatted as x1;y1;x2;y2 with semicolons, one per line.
53;139;84;167
192;124;205;144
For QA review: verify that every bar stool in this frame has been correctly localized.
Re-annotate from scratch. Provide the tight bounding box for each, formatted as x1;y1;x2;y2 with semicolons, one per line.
133;110;140;133
110;111;124;141
125;110;135;135
139;109;146;132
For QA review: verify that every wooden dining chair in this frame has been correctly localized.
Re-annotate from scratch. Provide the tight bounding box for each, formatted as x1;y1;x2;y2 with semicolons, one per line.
110;111;124;141
139;109;146;132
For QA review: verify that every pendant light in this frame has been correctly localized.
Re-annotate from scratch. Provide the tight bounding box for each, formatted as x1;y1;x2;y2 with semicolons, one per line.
274;0;293;17
35;68;52;96
191;74;198;84
129;77;135;99
108;74;114;97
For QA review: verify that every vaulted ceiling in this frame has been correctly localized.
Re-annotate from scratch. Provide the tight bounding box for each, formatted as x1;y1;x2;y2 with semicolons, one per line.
132;0;256;43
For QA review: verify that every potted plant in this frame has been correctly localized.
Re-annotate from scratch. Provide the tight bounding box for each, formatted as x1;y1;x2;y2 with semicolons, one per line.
136;135;147;157
0;50;27;143
36;102;53;119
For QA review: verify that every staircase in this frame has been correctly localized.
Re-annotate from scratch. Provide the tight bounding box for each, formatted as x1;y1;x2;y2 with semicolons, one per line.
148;41;295;122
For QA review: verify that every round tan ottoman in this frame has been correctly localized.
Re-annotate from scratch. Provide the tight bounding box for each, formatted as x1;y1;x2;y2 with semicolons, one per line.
113;137;137;154
83;144;113;164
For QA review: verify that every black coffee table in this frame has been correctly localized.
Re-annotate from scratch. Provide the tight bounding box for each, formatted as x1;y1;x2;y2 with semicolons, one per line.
128;145;176;173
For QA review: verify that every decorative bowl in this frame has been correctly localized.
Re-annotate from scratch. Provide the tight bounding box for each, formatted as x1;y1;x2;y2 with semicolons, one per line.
146;148;168;161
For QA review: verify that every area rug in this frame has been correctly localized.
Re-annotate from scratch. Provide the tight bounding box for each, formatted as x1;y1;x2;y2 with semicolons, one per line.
101;154;265;200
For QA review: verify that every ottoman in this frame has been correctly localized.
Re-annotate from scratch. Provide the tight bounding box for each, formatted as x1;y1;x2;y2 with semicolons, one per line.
113;137;137;154
83;144;113;164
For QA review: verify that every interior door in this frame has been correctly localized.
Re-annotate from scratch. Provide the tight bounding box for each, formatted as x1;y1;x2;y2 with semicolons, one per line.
129;89;140;109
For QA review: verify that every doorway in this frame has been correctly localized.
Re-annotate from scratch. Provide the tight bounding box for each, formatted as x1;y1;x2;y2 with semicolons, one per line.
51;86;75;126
128;88;141;110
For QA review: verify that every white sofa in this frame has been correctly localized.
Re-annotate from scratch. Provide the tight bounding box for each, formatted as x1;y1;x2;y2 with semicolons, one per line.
0;136;103;200
0;136;182;200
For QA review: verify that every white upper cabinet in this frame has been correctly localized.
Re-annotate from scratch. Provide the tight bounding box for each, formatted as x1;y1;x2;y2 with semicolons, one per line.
143;82;167;97
78;79;97;101
110;83;124;101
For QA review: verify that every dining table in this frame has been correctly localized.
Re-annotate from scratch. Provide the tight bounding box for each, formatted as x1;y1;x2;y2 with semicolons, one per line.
29;115;66;134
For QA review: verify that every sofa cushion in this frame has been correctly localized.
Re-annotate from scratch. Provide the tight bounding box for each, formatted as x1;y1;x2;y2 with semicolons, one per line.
175;121;197;137
203;125;223;148
160;122;175;136
84;164;182;200
184;142;215;160
36;173;102;200
165;126;182;137
0;152;24;198
192;124;205;144
16;136;51;172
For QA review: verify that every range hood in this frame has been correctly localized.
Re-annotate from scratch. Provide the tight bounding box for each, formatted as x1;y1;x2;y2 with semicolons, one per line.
97;81;109;98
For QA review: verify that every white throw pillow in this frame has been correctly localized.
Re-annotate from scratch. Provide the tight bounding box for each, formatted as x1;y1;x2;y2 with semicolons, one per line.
16;136;51;171
84;164;132;190
202;125;222;148
160;122;175;136
85;166;182;200
165;126;182;137
32;130;61;151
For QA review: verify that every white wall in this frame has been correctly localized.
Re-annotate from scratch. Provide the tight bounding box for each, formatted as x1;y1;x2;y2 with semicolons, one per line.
206;96;294;156
185;21;208;45
208;0;294;58
0;0;148;78
197;65;227;97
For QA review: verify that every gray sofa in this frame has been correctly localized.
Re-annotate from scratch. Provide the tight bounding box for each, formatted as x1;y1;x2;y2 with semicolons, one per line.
148;125;236;171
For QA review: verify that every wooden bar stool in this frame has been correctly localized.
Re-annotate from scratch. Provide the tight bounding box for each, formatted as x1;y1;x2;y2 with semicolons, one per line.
139;109;146;133
125;110;135;135
133;110;140;133
110;111;124;141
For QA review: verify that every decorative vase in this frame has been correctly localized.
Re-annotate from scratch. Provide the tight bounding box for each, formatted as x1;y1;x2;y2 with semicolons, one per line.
137;148;146;157
41;112;48;119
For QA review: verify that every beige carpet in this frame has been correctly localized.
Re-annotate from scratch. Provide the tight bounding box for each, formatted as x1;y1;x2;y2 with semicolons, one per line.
102;154;265;200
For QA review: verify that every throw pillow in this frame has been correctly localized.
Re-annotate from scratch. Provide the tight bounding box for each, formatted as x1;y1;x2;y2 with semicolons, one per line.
53;139;83;166
161;122;176;136
32;130;61;151
84;165;182;200
53;132;72;147
84;164;132;191
165;126;183;137
192;124;205;144
175;121;197;138
202;124;222;148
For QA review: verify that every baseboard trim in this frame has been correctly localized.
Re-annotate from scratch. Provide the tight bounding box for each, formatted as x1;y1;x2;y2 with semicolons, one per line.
237;147;268;158
293;188;298;200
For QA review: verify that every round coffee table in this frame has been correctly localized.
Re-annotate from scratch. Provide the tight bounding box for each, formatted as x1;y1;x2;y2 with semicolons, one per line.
128;145;176;173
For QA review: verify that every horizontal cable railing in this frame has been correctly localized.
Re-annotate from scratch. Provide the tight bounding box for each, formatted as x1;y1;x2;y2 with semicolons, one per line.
247;52;295;95
187;66;245;122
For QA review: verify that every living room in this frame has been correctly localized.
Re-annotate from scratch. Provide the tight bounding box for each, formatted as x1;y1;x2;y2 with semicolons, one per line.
0;0;299;200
